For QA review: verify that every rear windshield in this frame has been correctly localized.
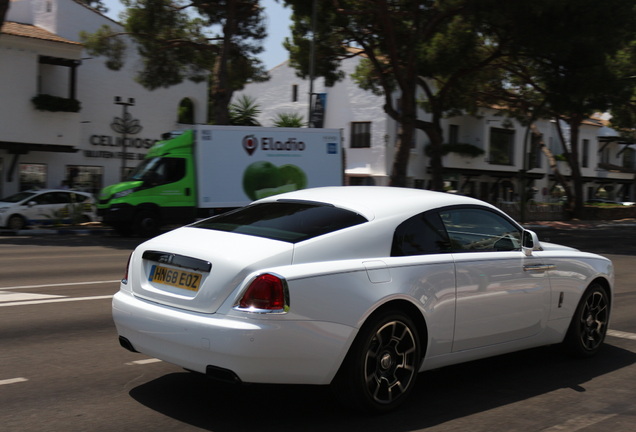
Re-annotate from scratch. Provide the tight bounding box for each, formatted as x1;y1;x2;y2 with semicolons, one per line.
193;201;368;243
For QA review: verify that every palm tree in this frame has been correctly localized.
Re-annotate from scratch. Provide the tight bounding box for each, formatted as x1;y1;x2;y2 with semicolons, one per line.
228;95;261;126
272;112;305;127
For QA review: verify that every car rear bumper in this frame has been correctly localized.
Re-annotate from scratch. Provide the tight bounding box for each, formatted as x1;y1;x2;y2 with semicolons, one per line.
112;290;354;385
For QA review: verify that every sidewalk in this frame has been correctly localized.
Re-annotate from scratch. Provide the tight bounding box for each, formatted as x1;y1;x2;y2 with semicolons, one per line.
523;218;636;230
0;222;114;236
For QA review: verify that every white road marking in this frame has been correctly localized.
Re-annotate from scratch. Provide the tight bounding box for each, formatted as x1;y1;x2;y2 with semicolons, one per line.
126;359;162;366
0;377;28;386
0;291;63;302
0;280;120;291
0;295;113;307
541;413;617;431
607;329;636;341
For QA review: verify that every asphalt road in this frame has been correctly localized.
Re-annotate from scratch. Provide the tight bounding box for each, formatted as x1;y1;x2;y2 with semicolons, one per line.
0;227;634;432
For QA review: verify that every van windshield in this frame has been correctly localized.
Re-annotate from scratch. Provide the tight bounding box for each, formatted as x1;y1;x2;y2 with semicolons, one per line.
193;201;368;243
126;157;161;181
126;157;186;184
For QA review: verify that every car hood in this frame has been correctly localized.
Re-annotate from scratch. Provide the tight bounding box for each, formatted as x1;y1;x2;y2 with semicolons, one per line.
129;226;294;313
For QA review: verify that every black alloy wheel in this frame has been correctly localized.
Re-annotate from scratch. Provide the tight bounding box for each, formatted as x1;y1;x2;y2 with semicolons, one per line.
334;310;421;412
564;283;610;358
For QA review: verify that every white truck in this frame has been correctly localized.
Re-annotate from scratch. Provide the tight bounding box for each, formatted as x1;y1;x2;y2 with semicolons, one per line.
97;125;343;236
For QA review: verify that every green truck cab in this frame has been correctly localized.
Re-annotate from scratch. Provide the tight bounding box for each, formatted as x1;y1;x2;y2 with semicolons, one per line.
97;131;196;236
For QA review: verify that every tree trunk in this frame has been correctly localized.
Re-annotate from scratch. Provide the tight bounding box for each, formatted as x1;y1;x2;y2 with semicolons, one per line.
208;1;238;125
0;0;9;27
567;117;585;218
390;81;418;187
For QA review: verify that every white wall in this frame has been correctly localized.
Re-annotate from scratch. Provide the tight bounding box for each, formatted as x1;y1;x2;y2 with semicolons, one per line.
234;56;389;183
2;0;208;194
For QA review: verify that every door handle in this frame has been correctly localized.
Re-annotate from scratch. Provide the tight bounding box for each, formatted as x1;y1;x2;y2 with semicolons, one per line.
523;264;556;272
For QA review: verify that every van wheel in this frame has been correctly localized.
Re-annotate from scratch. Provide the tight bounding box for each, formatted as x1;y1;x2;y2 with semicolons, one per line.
7;215;26;231
332;310;421;413
563;283;609;358
134;211;160;237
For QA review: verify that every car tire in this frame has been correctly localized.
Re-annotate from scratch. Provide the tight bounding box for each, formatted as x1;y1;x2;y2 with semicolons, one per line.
134;211;161;237
332;310;421;413
7;215;26;231
563;283;609;358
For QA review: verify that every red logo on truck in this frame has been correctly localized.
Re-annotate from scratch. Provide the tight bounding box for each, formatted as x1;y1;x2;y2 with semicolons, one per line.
243;135;257;155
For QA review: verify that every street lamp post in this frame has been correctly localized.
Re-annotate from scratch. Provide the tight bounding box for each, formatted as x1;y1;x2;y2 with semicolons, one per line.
307;0;317;127
114;96;135;181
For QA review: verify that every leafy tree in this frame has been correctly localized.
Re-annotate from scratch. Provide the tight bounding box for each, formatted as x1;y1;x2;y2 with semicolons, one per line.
608;39;636;141
77;0;109;14
283;0;636;209
282;0;501;189
479;0;636;217
81;0;269;124
228;94;261;125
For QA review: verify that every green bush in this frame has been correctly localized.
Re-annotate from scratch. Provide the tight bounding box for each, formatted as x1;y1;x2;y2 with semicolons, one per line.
32;94;81;113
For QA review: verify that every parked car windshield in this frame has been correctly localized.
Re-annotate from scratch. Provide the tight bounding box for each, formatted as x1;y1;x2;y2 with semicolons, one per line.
193;201;368;243
0;191;37;203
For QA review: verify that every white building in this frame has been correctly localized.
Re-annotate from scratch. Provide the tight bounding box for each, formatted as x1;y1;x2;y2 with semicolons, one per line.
0;0;208;196
234;56;390;186
235;57;636;209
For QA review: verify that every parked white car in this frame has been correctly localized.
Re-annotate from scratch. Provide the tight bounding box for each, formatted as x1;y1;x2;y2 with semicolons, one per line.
0;189;96;230
113;186;613;412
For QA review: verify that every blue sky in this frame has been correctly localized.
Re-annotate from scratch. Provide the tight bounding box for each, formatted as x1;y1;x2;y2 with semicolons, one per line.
102;0;292;70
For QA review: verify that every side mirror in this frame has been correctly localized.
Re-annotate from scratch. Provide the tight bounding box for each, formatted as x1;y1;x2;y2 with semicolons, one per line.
522;229;540;256
27;201;37;207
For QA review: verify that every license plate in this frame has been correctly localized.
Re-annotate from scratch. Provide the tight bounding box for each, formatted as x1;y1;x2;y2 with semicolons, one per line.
149;265;201;291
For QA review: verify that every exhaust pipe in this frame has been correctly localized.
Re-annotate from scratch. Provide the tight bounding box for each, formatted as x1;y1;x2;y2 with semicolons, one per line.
119;336;138;353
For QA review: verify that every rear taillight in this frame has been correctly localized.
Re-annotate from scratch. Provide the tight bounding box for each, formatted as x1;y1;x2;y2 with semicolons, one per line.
236;273;289;313
122;253;133;284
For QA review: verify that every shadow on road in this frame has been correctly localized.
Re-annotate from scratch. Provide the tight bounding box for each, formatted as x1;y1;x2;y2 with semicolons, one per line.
129;343;636;432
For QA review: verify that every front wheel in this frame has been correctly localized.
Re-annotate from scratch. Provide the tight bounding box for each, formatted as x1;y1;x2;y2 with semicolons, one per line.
333;310;421;413
563;283;610;358
134;211;161;237
7;215;26;231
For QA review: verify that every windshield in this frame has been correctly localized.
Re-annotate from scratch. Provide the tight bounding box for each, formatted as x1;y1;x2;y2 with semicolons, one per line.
193;201;368;243
0;191;37;203
126;157;162;181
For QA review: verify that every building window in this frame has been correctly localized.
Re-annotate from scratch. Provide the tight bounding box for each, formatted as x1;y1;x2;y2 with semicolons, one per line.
351;122;372;148
65;166;104;194
178;98;195;124
20;164;47;190
489;128;515;165
292;85;298;102
448;124;459;145
582;139;589;168
624;148;635;171
601;146;610;164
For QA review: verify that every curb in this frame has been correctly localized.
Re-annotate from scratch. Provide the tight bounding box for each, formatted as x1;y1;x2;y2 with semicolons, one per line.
0;227;114;236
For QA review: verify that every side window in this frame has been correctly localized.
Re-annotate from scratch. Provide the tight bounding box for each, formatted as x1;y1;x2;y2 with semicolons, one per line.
439;208;521;252
52;192;71;204
392;212;451;256
164;158;186;183
32;193;54;205
146;158;186;184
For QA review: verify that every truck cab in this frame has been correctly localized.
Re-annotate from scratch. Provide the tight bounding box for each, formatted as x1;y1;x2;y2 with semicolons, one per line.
97;131;196;236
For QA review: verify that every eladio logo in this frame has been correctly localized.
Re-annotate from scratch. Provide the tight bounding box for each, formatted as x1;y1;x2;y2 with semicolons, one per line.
243;135;257;155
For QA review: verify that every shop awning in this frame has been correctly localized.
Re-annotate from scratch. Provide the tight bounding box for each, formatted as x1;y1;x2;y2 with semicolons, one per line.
0;141;78;154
